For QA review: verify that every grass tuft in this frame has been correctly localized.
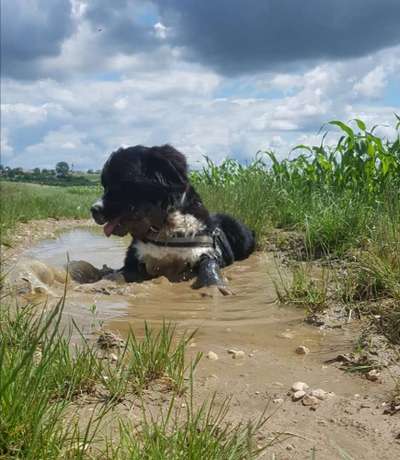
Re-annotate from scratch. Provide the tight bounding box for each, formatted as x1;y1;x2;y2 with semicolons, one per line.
274;262;330;312
106;394;274;459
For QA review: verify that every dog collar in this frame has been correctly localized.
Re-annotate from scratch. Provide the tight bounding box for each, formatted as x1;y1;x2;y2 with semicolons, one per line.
143;227;219;248
143;234;214;248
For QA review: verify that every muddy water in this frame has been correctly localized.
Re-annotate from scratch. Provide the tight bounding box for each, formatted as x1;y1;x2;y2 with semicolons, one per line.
13;228;369;396
18;228;305;331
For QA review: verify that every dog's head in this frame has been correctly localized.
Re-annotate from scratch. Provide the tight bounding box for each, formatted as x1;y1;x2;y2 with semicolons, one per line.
91;145;189;238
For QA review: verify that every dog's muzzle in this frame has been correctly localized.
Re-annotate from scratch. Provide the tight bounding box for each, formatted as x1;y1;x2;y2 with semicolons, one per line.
91;200;107;225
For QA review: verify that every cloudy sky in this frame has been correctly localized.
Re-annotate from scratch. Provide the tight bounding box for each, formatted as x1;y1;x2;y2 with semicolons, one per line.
1;0;400;170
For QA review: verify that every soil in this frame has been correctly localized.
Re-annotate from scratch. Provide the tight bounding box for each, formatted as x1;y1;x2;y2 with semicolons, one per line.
2;220;400;459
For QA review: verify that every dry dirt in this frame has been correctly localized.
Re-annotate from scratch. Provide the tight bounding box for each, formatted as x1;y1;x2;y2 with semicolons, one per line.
2;219;400;459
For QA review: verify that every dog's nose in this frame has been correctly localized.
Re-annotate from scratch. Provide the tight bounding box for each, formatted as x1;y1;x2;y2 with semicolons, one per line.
91;201;106;224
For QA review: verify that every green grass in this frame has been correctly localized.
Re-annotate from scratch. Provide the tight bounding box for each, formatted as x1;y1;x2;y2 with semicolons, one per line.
108;395;271;459
0;292;270;459
193;117;400;257
0;182;100;239
273;262;330;312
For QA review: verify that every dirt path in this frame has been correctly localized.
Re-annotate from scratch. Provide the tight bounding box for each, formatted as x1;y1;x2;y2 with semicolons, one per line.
3;219;400;459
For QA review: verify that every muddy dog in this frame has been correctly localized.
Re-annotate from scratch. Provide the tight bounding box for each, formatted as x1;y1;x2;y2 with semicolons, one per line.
91;145;255;294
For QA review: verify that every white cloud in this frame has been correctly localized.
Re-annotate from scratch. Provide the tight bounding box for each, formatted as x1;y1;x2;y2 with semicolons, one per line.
353;66;387;98
154;22;168;40
0;128;14;159
1;42;399;169
1;102;68;125
18;126;100;169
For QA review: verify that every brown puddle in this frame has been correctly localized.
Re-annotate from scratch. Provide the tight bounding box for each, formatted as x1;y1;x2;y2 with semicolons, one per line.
10;228;369;396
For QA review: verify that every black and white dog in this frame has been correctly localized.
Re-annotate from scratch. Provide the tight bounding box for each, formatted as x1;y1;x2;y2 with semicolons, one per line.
91;145;255;294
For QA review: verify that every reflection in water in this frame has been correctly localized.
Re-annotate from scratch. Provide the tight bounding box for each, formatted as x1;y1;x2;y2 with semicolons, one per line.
24;228;127;268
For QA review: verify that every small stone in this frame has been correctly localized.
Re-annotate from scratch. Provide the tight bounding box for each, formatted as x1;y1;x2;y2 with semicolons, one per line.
291;381;309;392
232;350;245;359
255;391;260;395
207;351;219;361
97;331;125;350
295;346;310;355
227;349;245;359
310;389;328;400
279;332;294;339
286;444;295;451
366;369;381;382
302;395;319;406
292;390;306;401
273;398;284;404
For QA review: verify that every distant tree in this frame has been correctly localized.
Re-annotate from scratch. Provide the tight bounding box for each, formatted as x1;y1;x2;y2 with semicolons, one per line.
42;168;49;175
33;167;41;175
87;169;94;174
14;167;23;175
55;161;70;178
0;165;4;176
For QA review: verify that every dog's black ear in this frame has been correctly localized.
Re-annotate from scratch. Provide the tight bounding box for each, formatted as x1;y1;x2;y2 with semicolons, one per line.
147;145;188;187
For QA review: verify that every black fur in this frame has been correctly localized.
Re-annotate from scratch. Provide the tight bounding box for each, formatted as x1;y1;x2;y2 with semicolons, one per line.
91;144;256;292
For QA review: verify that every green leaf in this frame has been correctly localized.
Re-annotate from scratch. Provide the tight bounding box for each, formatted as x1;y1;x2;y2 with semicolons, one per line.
329;120;355;138
354;118;366;132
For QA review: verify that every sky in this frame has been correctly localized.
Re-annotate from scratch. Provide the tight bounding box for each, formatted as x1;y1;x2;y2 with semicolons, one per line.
1;0;400;170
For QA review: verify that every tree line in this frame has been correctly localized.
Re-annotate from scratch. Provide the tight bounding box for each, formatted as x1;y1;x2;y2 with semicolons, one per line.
0;162;100;186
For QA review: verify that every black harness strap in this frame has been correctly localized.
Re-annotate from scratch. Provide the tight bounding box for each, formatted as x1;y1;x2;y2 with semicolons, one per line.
143;238;213;248
143;228;218;249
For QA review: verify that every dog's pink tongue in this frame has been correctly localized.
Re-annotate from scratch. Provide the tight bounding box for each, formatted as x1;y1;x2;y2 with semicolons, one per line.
103;218;120;237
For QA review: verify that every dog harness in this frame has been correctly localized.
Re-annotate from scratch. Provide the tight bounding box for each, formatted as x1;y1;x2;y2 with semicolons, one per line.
143;228;221;249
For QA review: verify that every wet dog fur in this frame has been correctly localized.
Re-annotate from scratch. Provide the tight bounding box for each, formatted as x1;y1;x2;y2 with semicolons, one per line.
91;145;255;293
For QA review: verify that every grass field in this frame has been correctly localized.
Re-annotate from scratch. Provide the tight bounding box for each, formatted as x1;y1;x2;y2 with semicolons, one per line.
0;182;100;240
3;118;399;257
1;118;399;457
193;118;400;257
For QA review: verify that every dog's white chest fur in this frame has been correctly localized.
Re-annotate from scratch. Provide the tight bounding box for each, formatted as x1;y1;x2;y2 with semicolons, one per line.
134;211;212;275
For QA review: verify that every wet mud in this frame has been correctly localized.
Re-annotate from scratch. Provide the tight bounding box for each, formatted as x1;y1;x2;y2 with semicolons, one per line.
4;227;400;459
